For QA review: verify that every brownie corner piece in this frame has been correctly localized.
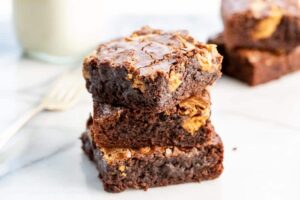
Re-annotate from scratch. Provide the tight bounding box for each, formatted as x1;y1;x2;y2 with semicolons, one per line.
83;26;222;111
81;127;224;193
221;0;300;53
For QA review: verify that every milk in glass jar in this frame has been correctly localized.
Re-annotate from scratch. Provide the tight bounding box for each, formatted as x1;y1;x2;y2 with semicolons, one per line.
13;0;104;63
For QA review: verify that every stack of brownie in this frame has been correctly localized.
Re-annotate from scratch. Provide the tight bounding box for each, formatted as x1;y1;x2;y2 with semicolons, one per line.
81;27;224;192
209;0;300;86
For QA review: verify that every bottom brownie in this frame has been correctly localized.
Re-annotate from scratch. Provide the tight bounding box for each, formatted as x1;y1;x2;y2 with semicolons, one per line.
81;127;223;193
208;33;300;86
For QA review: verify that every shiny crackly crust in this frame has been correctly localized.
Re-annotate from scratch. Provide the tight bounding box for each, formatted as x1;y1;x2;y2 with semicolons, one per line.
83;26;221;80
83;26;222;112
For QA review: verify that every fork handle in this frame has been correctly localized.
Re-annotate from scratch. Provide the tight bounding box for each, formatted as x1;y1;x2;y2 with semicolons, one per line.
0;104;45;151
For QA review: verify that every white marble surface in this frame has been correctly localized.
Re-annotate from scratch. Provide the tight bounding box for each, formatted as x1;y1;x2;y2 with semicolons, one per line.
1;8;300;200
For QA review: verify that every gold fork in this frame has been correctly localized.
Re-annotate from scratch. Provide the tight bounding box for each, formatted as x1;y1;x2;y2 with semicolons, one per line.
0;68;85;151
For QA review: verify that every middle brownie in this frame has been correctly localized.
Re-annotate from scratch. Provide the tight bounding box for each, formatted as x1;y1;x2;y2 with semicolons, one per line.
91;90;212;148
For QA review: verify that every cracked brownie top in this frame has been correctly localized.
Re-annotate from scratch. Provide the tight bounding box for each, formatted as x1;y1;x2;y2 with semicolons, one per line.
83;26;221;79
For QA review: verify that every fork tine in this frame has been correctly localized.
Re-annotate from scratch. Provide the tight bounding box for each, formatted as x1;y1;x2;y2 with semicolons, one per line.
53;75;77;99
59;87;84;109
45;76;68;100
62;83;84;103
56;76;77;100
42;68;84;111
61;74;84;97
63;89;84;109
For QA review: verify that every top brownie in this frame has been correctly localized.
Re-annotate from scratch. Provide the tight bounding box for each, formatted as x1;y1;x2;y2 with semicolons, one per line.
83;26;222;111
222;0;300;53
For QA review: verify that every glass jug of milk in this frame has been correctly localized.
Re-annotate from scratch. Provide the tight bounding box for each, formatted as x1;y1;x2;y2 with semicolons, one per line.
13;0;104;63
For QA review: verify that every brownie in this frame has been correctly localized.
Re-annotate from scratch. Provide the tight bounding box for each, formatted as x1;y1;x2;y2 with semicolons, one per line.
208;33;300;85
222;0;300;53
91;90;213;148
83;26;222;112
81;125;224;192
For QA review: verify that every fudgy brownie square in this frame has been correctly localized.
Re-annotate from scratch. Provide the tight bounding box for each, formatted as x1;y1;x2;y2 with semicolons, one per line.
91;90;213;148
83;26;222;112
208;33;300;86
222;0;300;53
81;124;224;193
